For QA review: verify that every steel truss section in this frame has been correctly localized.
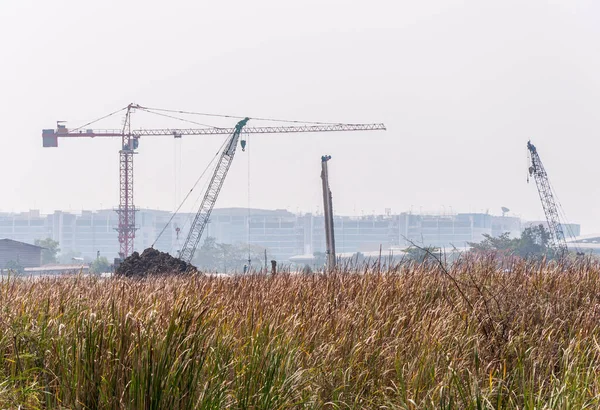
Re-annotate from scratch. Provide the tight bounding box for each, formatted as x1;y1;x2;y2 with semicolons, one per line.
117;147;136;258
178;118;248;263
53;123;386;139
527;141;568;255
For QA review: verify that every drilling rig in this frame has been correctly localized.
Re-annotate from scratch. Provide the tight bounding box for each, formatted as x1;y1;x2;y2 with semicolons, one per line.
526;141;568;256
43;104;386;259
321;155;336;270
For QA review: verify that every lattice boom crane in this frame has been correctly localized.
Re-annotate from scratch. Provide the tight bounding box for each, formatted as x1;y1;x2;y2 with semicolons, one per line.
178;118;248;262
526;141;568;255
42;103;386;259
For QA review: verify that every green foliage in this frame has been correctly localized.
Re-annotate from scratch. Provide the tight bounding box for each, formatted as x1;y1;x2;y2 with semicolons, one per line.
518;224;551;257
469;224;554;258
402;245;440;264
193;236;220;270
193;236;269;272
90;256;110;274
34;238;60;265
469;232;515;253
58;249;82;265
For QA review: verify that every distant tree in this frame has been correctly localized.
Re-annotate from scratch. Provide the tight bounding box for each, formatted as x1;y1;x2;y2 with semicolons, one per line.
468;232;516;254
34;238;60;265
193;237;220;270
402;246;440;264
217;243;243;273
514;225;552;258
59;249;82;265
469;224;553;259
193;237;270;273
4;260;24;274
90;256;111;274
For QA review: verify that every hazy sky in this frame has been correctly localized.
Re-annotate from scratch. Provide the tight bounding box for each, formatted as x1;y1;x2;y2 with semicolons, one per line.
1;1;599;232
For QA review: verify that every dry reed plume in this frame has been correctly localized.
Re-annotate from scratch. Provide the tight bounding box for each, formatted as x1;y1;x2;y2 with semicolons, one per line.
1;256;600;408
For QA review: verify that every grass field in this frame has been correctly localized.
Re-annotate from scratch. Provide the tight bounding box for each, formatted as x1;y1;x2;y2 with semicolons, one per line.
1;256;600;409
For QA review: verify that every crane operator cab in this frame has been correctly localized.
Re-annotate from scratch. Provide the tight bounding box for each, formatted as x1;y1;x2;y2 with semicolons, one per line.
122;138;139;151
56;121;68;134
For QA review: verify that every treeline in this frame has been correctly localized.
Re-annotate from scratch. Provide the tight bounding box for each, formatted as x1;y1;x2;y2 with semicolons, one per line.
193;237;271;273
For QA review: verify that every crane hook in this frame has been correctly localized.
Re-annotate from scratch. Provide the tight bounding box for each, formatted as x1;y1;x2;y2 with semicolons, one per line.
240;139;247;152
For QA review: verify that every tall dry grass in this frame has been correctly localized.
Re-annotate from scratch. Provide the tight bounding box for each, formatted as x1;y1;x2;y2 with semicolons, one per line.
1;256;600;408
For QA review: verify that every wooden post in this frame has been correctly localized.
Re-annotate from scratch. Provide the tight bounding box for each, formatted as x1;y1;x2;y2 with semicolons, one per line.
271;260;277;276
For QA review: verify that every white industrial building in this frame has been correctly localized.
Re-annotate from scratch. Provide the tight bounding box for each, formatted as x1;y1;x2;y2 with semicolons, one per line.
0;208;567;264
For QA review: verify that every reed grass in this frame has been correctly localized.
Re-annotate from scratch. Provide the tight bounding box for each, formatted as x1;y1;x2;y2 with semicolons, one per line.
1;256;600;408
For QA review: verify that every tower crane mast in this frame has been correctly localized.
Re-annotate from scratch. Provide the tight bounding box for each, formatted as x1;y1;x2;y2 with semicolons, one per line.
526;141;568;256
43;104;386;259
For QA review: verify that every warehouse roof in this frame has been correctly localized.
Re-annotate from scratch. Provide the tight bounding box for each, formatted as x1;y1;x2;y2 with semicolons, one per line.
0;239;45;250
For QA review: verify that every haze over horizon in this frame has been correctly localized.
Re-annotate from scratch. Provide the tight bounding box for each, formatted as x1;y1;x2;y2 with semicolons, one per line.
1;1;599;233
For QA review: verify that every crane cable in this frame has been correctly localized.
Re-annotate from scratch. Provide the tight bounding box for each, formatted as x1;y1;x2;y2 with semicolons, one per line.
151;132;233;248
69;104;360;134
173;135;183;212
172;138;181;250
547;178;582;254
137;107;223;129
246;130;251;271
139;106;351;126
174;167;215;254
71;106;129;132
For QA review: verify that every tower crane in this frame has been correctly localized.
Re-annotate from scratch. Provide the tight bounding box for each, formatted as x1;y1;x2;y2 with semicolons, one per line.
43;103;386;259
526;141;568;256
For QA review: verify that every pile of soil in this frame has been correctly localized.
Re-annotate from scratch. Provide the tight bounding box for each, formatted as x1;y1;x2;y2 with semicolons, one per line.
115;247;196;277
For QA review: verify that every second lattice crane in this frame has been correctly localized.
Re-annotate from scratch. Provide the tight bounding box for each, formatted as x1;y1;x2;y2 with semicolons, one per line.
526;141;568;256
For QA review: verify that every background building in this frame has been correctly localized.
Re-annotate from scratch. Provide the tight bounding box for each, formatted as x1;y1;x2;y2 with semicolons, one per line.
0;239;43;268
0;208;577;265
523;220;581;238
397;213;522;249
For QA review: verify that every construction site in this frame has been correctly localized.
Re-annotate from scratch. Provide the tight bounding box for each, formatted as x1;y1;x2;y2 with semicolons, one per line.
39;103;389;274
5;2;600;407
28;104;585;276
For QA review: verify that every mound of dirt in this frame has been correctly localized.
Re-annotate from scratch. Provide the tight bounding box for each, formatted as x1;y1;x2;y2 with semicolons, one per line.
115;247;196;277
